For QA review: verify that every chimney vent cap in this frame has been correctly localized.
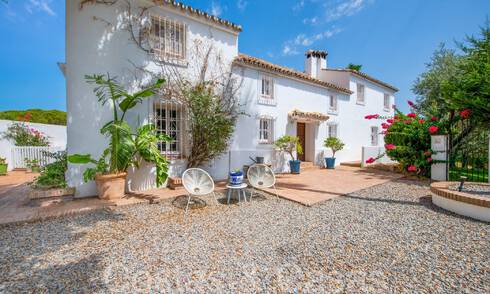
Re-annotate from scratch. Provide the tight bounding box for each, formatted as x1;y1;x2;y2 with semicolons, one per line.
305;50;328;58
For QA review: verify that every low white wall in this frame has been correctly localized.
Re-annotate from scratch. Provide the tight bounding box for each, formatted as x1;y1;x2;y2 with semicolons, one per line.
361;146;395;167
432;194;490;222
0;120;67;171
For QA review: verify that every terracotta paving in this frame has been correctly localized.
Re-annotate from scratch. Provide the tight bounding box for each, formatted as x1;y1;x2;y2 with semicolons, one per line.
0;172;226;226
0;167;403;225
261;166;404;206
0;170;38;195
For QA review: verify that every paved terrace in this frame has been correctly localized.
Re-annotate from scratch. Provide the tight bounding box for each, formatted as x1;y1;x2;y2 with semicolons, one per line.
264;166;402;206
0;166;402;225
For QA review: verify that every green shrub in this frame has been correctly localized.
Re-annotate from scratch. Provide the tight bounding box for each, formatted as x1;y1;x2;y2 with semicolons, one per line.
184;83;240;168
34;151;67;188
0;109;66;125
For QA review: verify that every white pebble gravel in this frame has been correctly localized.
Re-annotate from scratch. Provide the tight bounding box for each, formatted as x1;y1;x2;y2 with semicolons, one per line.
0;180;489;293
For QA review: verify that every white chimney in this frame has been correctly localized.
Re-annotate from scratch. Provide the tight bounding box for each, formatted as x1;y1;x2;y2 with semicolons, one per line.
305;50;328;79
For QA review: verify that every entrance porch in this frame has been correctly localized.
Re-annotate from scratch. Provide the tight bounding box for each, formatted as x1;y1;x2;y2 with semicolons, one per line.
289;109;329;164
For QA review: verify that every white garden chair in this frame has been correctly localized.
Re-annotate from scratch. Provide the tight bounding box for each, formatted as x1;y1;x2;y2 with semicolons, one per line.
247;164;279;200
182;168;218;214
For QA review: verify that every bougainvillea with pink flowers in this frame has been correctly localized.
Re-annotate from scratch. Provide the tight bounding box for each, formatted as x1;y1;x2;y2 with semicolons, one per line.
364;100;444;177
2;123;50;146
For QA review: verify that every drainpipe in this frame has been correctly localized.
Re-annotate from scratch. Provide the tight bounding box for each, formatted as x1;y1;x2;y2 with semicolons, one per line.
228;150;231;175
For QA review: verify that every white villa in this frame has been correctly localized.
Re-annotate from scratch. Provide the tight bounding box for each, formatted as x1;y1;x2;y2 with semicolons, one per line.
64;0;397;197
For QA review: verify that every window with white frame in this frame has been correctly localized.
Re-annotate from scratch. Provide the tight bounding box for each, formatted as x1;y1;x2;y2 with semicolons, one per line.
328;124;338;138
150;15;186;60
328;95;338;113
154;99;185;159
260;75;274;98
356;83;365;104
383;93;390;111
371;126;379;146
259;117;274;144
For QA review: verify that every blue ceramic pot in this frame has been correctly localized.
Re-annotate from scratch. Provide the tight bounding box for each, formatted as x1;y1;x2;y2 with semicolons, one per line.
325;157;336;169
289;160;301;174
229;171;244;185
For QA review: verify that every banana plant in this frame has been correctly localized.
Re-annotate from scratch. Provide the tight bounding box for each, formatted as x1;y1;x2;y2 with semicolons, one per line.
68;74;170;187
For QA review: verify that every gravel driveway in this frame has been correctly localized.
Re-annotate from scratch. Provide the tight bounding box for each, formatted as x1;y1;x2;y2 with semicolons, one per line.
0;179;488;293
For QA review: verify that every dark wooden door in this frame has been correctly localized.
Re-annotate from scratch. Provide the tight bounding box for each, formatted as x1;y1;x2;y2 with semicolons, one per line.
296;122;306;161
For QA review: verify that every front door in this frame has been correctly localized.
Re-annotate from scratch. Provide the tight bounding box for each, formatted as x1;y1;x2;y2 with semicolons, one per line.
296;122;306;161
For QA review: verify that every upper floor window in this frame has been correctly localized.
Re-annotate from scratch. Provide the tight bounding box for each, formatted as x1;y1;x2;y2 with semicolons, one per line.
356;83;365;105
328;124;338;138
259;117;274;144
328;95;338;113
150;15;186;60
261;75;274;98
383;94;390;111
371;126;379;146
258;74;275;105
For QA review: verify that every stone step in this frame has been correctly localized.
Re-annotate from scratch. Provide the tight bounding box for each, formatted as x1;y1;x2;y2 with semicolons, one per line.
340;161;362;168
168;177;184;190
301;161;316;169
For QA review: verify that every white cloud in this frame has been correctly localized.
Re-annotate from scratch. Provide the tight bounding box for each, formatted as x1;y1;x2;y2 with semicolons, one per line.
293;0;305;11
210;1;222;17
323;27;343;38
237;0;247;11
325;0;366;22
303;16;319;25
282;27;343;56
294;28;342;46
25;0;55;16
282;45;299;56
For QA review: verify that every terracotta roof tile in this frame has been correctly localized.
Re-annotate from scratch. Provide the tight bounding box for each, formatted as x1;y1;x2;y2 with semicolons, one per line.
152;0;242;33
323;68;398;92
233;54;353;95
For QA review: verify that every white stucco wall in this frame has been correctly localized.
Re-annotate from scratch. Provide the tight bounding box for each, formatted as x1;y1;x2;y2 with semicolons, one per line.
217;65;349;178
65;0;397;197
324;76;395;164
65;0;239;197
0;120;67;171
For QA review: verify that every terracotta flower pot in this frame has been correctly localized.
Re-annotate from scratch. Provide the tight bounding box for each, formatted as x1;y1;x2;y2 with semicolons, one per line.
95;172;127;200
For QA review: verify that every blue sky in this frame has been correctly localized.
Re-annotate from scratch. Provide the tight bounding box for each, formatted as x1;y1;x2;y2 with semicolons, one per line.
1;0;489;113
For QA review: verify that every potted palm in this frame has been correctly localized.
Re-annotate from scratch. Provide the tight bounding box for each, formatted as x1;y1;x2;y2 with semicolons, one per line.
0;157;7;176
323;137;345;169
275;135;303;174
68;74;170;200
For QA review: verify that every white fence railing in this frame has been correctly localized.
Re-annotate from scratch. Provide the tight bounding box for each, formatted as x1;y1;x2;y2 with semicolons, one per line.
361;146;395;167
11;146;62;169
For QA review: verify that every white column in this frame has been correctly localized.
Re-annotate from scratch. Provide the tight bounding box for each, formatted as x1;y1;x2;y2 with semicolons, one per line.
431;135;448;181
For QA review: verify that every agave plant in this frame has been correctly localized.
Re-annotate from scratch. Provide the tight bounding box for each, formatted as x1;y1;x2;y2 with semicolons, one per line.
68;74;170;187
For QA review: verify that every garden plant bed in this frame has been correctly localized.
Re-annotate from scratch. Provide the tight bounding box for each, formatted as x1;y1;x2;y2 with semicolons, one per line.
0;180;488;292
